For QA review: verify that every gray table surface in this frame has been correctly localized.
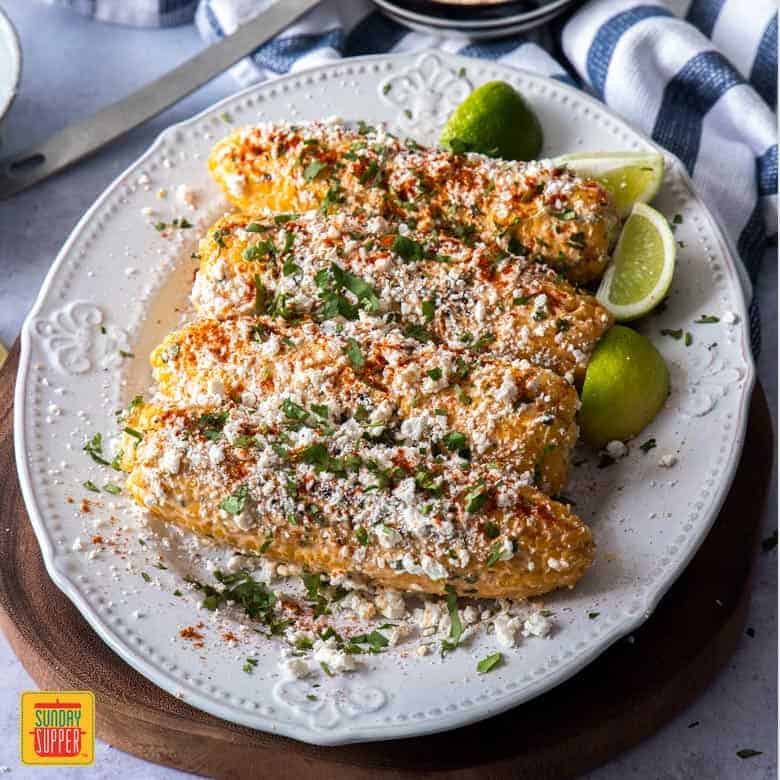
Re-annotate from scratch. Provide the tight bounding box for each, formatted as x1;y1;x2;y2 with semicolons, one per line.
0;1;776;777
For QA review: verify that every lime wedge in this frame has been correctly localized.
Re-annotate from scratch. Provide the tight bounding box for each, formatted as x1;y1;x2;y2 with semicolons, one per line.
440;81;543;161
579;325;670;448
557;151;664;217
596;203;676;322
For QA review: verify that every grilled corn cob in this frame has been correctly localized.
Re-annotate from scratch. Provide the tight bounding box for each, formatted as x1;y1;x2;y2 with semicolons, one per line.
192;211;612;383
208;121;619;284
121;402;593;600
150;315;579;495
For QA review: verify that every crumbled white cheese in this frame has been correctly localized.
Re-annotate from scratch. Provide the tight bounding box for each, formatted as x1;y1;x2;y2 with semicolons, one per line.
314;641;357;673
176;183;198;210
494;615;522;647
658;453;678;468
523;612;552;638
375;524;401;549
375;590;407;619
223;171;246;198
281;658;310;678
415;601;443;631
606;440;628;459
159;449;182;475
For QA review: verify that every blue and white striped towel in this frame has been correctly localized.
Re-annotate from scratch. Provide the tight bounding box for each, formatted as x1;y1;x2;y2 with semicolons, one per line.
45;0;777;350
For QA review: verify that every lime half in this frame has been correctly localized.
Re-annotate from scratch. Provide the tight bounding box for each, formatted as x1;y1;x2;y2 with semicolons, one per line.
596;203;676;322
579;325;670;448
557;151;664;217
439;81;543;161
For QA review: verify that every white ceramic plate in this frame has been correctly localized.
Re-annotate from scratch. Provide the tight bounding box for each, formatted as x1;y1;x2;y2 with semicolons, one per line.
15;52;755;746
0;7;21;123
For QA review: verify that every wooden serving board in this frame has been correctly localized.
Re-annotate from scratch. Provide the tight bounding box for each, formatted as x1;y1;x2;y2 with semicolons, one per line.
0;340;772;779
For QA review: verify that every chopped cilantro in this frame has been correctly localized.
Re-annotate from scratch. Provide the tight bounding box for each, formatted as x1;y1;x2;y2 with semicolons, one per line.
103;483;121;495
661;328;683;340
736;749;762;759
344;338;365;368
303;159;328;181
350;630;388;653
281;398;309;423
188;570;281;631
315;262;379;320
141;572;151;583
283;260;302;277
255;274;268;316
311;404;329;419
243;238;276;261
403;323;433;343
320;183;344;214
441;584;464;654
359;159;382;186
477;652;503;674
83;433;110;466
694;315;720;324
219;484;249;515
486;541;503;567
392;234;425;262
443;431;467;452
242;657;258;674
483;521;500;539
331;263;380;312
212;228;228;248
639;438;657;454
83;480;100;492
197;411;228;440
354;527;369;546
471;332;495;352
465;483;488;514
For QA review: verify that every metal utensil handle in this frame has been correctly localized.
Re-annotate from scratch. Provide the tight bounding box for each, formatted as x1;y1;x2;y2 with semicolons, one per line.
0;0;319;200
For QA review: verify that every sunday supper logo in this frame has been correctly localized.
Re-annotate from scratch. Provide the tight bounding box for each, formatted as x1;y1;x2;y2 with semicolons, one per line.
20;691;95;765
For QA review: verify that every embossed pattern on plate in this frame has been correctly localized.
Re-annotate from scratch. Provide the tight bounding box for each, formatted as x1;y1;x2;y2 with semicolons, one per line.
15;52;754;745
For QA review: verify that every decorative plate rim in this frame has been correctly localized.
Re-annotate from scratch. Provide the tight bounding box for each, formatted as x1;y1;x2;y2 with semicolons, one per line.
14;51;756;746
